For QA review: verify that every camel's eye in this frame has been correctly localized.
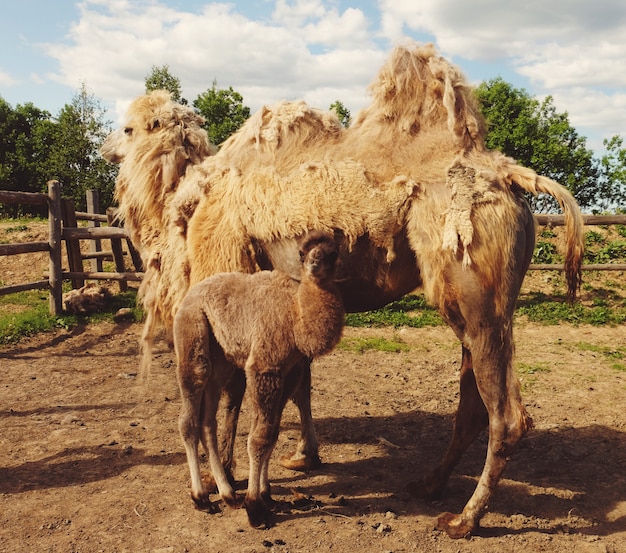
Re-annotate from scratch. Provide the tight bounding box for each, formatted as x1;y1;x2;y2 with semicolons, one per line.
124;127;133;136
151;119;161;130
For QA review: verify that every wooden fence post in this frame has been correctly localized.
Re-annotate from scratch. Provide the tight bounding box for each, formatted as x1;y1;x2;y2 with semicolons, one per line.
48;180;63;315
86;190;103;272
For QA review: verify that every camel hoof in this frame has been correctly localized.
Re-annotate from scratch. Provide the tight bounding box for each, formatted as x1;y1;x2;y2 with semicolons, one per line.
279;453;322;472
191;494;221;514
222;492;242;509
244;498;274;529
436;512;475;539
201;474;218;494
201;469;236;494
406;479;443;502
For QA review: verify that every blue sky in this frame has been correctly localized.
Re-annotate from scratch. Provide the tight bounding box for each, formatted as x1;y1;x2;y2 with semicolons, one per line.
2;0;625;153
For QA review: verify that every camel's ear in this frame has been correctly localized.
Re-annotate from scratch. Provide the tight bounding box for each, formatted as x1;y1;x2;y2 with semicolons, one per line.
150;119;161;131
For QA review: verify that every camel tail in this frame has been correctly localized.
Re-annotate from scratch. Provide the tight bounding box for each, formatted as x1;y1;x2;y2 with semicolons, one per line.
500;164;585;301
507;167;585;301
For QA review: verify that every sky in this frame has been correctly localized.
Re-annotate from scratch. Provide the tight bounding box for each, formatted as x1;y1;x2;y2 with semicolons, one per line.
1;0;625;153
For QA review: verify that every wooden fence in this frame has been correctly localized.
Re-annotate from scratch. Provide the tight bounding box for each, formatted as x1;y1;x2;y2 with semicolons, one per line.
530;214;626;272
0;181;143;315
0;182;625;315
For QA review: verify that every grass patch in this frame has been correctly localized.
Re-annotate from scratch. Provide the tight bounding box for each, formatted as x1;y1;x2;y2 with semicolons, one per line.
517;362;551;375
338;336;410;354
575;341;625;360
516;292;626;325
345;294;444;328
0;288;142;345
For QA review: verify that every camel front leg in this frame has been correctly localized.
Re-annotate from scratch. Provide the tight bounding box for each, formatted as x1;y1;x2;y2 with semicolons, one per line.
280;358;322;471
408;346;488;501
244;368;284;529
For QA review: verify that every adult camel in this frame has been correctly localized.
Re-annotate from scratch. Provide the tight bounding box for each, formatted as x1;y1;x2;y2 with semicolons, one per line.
101;42;584;538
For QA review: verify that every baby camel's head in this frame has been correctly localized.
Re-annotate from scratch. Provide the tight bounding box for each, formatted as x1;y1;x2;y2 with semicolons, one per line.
298;231;339;282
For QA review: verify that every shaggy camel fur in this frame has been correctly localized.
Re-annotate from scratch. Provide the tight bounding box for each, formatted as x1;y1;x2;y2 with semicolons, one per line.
174;232;344;528
62;283;112;315
101;42;585;537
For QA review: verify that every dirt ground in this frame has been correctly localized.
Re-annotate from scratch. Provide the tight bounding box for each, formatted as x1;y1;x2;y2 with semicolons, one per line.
0;318;625;553
1;221;625;552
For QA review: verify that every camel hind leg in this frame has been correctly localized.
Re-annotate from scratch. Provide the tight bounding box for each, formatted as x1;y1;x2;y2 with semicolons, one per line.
408;345;488;501
174;306;236;511
436;324;533;538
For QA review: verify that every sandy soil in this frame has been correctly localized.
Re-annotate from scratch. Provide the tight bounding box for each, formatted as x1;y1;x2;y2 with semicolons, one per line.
1;319;625;553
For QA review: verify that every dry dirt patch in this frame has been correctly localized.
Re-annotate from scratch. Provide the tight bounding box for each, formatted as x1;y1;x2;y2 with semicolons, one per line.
1;321;625;553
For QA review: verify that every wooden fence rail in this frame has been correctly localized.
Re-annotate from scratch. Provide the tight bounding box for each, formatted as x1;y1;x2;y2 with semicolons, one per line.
1;182;625;315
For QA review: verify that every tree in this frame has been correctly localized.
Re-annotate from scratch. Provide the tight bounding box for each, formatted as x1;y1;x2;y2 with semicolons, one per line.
597;136;626;212
330;100;351;127
145;65;186;104
193;81;250;146
47;83;117;210
0;98;57;216
475;78;598;212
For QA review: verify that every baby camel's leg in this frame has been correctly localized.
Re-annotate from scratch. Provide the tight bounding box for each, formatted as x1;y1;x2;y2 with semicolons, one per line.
244;367;285;529
200;382;238;507
177;366;212;510
280;358;321;471
219;369;246;483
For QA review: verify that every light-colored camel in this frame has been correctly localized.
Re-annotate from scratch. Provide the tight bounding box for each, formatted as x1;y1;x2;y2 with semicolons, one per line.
174;232;344;528
101;42;585;538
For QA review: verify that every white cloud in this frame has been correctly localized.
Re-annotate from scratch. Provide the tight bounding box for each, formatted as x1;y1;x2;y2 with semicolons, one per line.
32;0;626;146
0;69;19;87
377;0;626;145
40;0;380;122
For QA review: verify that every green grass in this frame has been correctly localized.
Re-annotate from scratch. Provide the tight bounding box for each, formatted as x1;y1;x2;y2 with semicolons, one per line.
575;341;625;360
345;294;444;328
517;361;552;375
515;292;626;325
338;336;411;354
0;288;142;345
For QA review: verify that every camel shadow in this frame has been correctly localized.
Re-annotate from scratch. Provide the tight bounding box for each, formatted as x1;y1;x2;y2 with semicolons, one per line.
0;321;139;360
0;444;186;495
275;410;626;537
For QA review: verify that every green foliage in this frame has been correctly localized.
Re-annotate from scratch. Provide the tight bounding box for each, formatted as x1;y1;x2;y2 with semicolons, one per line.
585;240;626;263
145;65;185;104
532;241;560;263
345;294;444;328
475;78;599;212
330;100;351;127
575;341;625;360
46;83;117;210
0;98;56;216
539;228;557;239
517;362;551;374
338;336;410;353
585;230;605;245
597;136;626;212
193;82;251;146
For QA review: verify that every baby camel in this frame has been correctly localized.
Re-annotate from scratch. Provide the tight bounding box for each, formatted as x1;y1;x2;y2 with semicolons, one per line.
173;231;344;528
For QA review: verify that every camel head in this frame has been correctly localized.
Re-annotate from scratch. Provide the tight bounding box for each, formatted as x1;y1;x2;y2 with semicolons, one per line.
100;90;216;241
101;90;214;166
298;231;339;283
